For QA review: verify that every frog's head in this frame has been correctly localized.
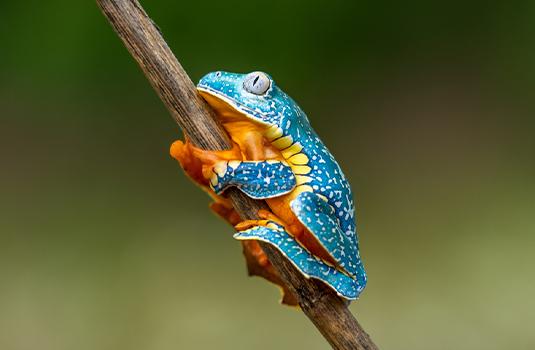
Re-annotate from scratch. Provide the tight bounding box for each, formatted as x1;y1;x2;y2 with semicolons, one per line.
197;71;302;129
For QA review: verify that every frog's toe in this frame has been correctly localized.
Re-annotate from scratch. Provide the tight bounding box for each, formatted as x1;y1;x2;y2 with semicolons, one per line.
170;139;208;186
234;222;365;300
170;139;186;159
234;219;273;231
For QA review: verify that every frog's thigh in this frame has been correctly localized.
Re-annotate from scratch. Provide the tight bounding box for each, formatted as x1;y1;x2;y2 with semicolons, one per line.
210;160;296;199
290;191;360;277
234;221;361;300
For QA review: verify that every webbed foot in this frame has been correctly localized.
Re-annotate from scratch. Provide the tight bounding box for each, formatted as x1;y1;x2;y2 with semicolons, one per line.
170;138;243;186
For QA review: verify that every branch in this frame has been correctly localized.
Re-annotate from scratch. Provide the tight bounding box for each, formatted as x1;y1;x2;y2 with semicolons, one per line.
96;1;379;349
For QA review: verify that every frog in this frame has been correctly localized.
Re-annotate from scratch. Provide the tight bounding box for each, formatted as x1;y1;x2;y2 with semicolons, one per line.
170;71;366;305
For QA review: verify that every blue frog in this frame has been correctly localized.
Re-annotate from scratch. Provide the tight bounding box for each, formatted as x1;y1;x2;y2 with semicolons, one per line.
171;71;366;304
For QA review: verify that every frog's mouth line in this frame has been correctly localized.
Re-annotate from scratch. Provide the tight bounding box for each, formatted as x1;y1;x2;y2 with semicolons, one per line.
197;86;274;127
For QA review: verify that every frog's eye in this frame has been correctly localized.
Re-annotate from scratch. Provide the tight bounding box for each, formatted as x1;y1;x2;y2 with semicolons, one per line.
243;72;271;95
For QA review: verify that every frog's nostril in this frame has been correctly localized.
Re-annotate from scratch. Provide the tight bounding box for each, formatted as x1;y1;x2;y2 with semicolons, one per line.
215;71;222;77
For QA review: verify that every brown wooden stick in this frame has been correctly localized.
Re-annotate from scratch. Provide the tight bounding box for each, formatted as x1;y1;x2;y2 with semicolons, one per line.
96;1;379;349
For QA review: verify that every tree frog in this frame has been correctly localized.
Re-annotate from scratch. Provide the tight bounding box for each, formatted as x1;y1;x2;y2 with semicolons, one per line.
171;71;366;304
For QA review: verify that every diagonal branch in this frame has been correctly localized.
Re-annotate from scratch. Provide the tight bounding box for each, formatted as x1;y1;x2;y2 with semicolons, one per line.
96;1;379;349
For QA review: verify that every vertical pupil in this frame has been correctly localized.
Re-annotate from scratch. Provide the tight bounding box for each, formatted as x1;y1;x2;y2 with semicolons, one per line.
253;75;260;86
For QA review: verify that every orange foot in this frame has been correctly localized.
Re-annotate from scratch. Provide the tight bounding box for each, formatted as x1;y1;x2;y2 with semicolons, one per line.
235;219;272;231
170;138;242;186
234;208;294;234
234;209;293;233
257;209;286;224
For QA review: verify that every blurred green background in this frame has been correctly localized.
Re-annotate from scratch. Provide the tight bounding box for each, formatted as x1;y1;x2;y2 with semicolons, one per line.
1;1;534;349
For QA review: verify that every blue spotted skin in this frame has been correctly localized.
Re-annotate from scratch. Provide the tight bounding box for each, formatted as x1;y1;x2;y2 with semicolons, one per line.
291;191;364;285
198;71;366;300
210;160;296;199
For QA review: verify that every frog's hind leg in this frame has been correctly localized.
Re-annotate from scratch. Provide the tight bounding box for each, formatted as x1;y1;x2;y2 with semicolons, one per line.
290;192;366;286
234;221;362;300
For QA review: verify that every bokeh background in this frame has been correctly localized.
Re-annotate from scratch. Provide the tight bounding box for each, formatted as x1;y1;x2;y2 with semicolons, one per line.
1;1;534;349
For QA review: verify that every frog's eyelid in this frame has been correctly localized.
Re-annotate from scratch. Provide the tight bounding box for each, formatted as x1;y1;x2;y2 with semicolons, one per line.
243;71;271;95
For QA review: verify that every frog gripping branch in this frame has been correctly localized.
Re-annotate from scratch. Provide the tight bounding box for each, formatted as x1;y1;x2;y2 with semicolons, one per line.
171;71;367;304
97;1;378;349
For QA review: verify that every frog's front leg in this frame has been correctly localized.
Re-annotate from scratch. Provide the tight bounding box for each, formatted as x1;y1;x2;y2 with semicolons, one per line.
210;160;297;199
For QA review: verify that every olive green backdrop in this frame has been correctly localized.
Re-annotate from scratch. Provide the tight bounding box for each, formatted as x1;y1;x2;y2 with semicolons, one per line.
1;1;534;349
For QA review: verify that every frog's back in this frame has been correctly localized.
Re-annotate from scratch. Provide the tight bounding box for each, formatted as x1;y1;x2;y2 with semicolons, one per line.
267;105;365;281
299;126;355;236
274;105;356;237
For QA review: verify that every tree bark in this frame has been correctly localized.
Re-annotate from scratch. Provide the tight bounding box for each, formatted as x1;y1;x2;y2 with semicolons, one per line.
96;1;379;349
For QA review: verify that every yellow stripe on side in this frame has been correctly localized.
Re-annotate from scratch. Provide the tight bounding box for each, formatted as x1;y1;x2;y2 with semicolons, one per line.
295;175;313;185
272;136;293;149
292;165;312;175
265;125;283;141
288;153;309;165
281;143;303;158
293;185;313;196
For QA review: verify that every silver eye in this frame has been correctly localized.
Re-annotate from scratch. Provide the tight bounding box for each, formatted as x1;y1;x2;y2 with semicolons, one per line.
243;72;271;95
